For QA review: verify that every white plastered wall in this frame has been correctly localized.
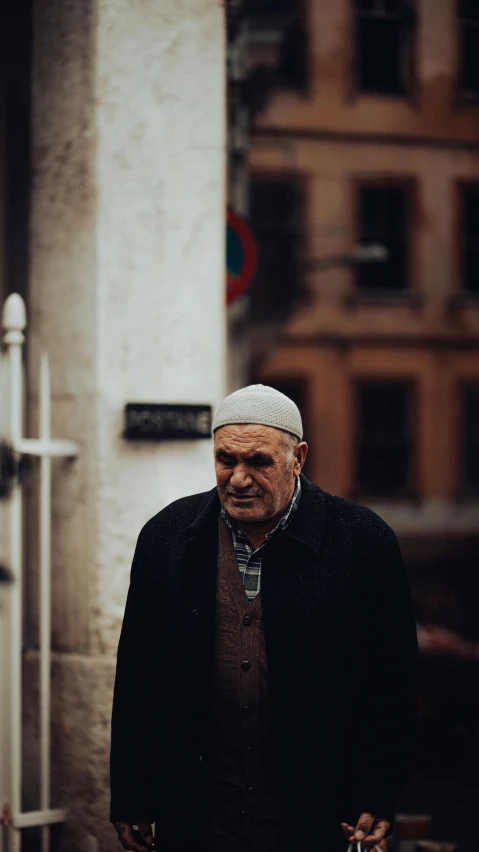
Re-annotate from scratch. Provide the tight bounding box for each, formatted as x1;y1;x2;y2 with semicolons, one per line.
25;1;226;849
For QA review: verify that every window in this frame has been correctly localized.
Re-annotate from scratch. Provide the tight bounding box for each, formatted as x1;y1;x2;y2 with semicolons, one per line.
353;0;417;95
457;1;479;102
356;184;410;291
247;0;296;13
459;184;479;293
461;383;479;494
354;381;414;496
247;0;307;91
249;177;303;321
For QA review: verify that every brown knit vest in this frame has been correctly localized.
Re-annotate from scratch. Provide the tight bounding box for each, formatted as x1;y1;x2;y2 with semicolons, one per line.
209;516;283;819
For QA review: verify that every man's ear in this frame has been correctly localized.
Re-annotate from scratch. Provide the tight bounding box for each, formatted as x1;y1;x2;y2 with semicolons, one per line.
294;442;308;474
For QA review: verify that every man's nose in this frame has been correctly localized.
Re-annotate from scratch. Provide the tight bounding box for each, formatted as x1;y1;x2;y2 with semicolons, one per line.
230;465;253;490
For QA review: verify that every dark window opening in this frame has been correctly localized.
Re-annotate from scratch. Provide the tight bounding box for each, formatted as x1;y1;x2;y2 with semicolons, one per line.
356;184;409;290
249;177;303;321
278;13;308;90
354;382;414;496
462;383;479;494
353;0;416;95
246;0;308;93
0;1;32;304
460;184;479;292
457;1;479;102
248;0;296;10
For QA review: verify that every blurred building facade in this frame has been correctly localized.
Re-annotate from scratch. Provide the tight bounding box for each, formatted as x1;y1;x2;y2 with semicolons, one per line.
245;9;479;845
246;0;479;606
0;2;226;851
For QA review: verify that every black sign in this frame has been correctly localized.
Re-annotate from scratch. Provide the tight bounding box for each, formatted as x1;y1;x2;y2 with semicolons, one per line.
124;403;212;441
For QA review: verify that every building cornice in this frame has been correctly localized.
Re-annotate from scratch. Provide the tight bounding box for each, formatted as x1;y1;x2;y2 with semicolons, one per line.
252;125;479;152
260;332;479;350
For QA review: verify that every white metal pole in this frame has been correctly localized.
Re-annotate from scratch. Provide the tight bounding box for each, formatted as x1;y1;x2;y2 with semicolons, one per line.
0;579;10;852
39;354;51;852
0;345;9;852
2;294;27;852
0;297;77;848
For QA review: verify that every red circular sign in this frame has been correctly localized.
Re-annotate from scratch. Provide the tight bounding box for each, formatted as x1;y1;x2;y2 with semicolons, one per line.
226;209;258;304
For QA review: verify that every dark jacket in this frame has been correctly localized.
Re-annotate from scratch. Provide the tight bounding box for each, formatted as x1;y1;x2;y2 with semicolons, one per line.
110;477;418;852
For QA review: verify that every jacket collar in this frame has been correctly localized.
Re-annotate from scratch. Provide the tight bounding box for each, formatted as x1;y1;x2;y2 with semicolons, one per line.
283;476;325;557
185;475;326;557
185;486;220;540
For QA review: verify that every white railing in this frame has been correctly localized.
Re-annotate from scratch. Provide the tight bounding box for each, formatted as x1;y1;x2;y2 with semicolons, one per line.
0;294;79;852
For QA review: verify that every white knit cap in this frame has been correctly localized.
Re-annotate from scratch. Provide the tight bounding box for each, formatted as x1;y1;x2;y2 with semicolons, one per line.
212;384;303;440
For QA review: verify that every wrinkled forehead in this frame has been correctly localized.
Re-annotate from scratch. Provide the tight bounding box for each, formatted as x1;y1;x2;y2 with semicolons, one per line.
214;423;285;455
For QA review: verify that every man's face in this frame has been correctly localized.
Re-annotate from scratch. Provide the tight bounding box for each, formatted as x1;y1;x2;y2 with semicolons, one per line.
214;423;304;524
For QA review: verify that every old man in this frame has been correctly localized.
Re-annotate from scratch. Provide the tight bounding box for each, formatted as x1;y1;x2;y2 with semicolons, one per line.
110;384;418;852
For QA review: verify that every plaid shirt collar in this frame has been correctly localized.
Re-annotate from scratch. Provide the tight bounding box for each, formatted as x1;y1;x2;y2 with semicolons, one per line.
220;475;302;548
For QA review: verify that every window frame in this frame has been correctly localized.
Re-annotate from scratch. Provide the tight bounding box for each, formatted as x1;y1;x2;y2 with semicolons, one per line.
459;380;479;496
351;377;418;499
456;0;479;106
350;0;418;100
350;175;417;297
456;181;479;297
248;169;307;324
246;0;310;94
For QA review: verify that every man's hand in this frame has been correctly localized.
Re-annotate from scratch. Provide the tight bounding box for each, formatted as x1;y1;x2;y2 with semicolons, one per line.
340;813;390;850
113;822;154;851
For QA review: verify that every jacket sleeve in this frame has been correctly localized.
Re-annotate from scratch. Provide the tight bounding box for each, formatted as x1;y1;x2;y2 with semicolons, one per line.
343;514;418;834
110;524;159;824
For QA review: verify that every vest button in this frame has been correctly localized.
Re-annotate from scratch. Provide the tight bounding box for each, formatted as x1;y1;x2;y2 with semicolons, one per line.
241;660;251;671
242;614;252;626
